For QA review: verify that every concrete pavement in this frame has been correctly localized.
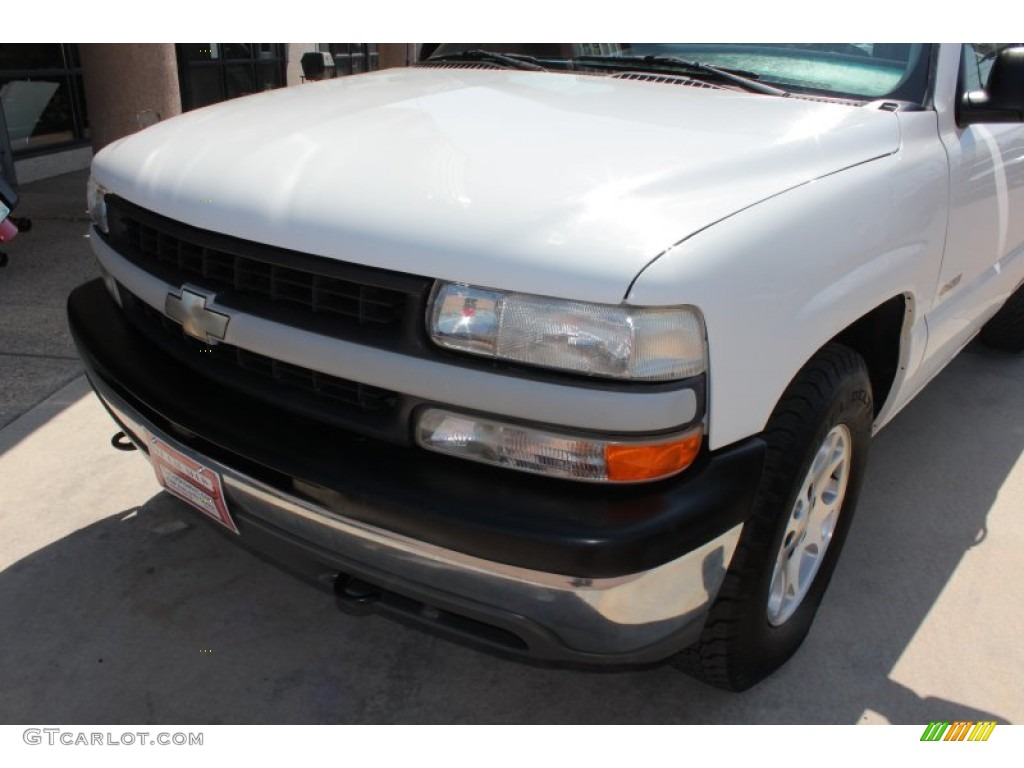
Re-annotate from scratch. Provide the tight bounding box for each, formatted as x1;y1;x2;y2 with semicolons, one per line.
0;171;95;428
0;171;1021;723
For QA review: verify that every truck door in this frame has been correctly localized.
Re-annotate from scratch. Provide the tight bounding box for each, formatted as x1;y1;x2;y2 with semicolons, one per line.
929;43;1024;363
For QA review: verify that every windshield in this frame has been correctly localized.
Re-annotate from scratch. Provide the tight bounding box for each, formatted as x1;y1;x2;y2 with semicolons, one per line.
428;44;934;103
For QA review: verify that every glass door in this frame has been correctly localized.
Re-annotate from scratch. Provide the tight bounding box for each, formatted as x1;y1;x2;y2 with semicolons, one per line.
0;98;15;186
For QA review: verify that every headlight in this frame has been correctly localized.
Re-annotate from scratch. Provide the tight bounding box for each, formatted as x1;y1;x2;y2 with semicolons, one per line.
428;282;705;381
86;176;108;234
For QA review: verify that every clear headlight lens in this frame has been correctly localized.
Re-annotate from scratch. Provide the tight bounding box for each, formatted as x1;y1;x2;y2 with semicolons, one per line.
86;176;108;233
428;283;705;381
417;408;702;483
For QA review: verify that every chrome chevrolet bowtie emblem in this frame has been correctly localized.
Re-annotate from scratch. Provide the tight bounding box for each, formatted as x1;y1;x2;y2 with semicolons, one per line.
165;286;230;344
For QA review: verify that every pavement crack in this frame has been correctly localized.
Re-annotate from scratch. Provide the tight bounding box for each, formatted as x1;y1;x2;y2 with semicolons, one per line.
0;352;80;361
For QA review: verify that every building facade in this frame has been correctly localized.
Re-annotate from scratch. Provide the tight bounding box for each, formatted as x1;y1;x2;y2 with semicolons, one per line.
0;43;418;187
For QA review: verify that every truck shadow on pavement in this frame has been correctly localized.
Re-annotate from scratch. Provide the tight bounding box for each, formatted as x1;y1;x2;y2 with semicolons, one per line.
0;345;1020;724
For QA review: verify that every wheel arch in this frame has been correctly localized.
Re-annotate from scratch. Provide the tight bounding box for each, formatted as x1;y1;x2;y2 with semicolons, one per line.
829;293;912;419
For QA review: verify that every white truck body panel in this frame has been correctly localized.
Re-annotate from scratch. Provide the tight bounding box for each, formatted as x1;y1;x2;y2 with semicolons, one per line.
70;42;1024;678
92;67;900;306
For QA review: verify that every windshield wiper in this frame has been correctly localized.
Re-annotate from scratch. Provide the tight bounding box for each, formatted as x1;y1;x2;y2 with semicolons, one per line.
575;55;789;97
425;49;547;72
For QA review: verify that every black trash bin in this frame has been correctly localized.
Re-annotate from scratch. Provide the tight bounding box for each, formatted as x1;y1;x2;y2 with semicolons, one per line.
301;52;336;81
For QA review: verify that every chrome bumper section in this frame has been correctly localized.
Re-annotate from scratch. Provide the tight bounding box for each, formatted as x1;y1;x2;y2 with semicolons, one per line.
93;374;742;661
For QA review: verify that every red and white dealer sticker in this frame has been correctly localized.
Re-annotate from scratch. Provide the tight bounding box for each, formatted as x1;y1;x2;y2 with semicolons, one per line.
149;438;239;534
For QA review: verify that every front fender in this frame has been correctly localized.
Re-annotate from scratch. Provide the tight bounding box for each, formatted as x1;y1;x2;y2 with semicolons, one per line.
626;112;949;450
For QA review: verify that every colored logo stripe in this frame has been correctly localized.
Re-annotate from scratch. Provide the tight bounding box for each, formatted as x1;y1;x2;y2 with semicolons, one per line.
944;722;973;741
968;721;996;741
920;721;996;742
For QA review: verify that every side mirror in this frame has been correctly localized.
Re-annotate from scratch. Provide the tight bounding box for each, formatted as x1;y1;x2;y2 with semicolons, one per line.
959;46;1024;125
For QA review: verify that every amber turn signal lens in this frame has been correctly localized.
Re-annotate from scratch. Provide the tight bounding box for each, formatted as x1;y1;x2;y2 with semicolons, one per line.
605;431;702;482
417;407;703;483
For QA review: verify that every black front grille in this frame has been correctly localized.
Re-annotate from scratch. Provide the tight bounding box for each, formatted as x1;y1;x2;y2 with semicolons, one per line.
105;196;432;352
229;345;395;412
124;292;405;442
122;217;407;325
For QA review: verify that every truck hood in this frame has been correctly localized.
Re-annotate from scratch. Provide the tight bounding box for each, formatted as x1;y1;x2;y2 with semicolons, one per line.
94;67;901;304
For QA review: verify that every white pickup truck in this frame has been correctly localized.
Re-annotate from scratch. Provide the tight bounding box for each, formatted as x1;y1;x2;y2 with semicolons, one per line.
71;44;1024;690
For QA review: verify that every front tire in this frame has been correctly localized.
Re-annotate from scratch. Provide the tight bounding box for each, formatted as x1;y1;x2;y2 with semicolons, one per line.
979;283;1024;353
676;343;873;691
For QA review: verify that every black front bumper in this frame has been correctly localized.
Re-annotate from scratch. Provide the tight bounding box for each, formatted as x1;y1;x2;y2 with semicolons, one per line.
69;279;766;662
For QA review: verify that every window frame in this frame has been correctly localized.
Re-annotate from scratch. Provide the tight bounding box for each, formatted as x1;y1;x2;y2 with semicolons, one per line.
0;43;90;160
176;43;287;112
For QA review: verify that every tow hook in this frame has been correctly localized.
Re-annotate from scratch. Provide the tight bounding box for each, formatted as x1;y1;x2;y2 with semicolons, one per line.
110;431;137;451
334;573;382;615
